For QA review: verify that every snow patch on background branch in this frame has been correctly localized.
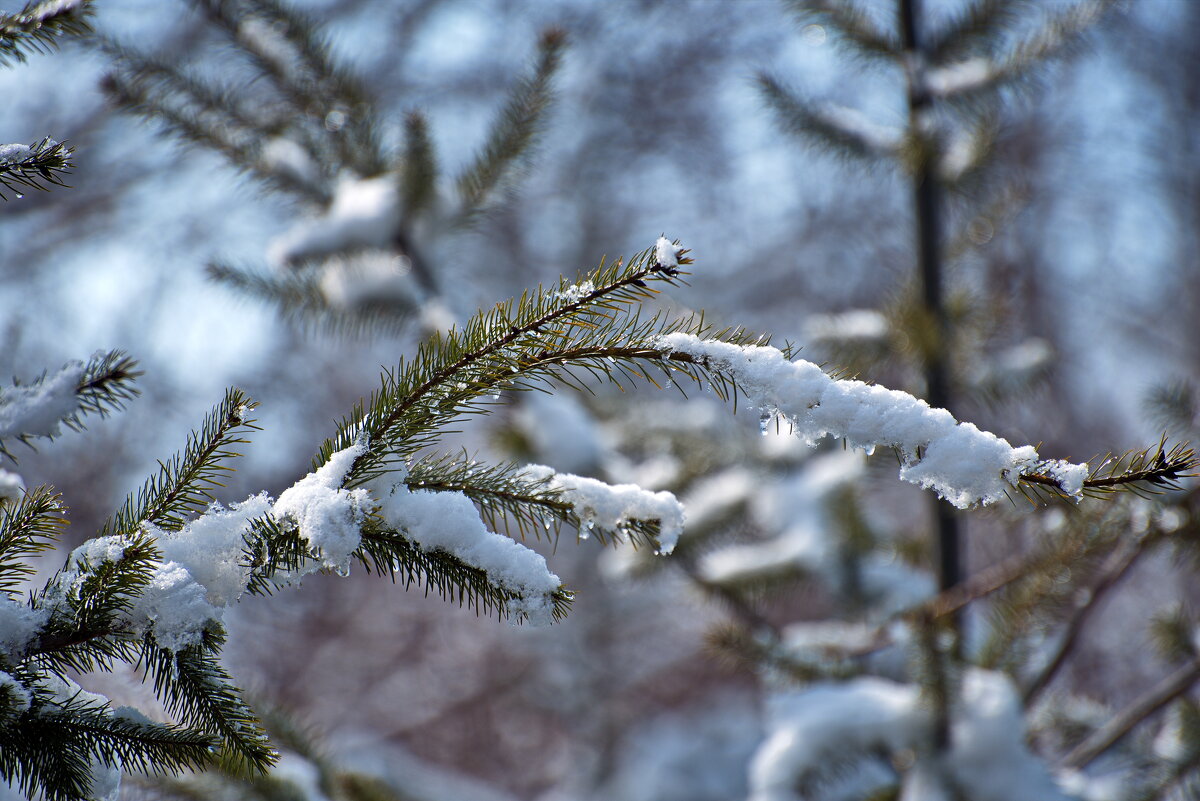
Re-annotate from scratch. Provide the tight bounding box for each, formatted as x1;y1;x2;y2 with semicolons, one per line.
0;361;85;442
656;334;1088;507
750;669;1069;801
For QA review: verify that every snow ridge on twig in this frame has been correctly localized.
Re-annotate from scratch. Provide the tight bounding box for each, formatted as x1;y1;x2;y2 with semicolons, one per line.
656;333;1088;507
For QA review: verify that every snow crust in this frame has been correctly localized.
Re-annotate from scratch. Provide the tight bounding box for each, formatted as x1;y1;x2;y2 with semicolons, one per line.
374;475;562;625
0;361;85;442
0;144;32;164
655;236;682;268
269;173;399;266
656;334;1086;506
273;442;370;574
750;669;1068;801
521;464;686;554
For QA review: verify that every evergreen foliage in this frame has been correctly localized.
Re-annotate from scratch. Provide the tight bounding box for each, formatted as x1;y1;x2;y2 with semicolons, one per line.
4;0;1199;798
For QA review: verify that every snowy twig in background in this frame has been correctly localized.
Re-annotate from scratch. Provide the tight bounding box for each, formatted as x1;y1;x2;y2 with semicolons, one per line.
0;351;139;460
0;137;75;199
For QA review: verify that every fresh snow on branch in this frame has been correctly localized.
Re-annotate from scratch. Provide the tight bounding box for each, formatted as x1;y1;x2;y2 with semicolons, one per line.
520;464;686;554
374;475;562;625
750;669;1068;801
656;334;1088;507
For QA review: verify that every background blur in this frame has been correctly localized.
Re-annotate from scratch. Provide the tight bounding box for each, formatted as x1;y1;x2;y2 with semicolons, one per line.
3;0;1199;798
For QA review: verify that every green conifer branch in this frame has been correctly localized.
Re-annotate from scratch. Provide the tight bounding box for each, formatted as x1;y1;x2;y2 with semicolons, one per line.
100;388;259;537
206;261;418;339
0;485;66;596
400;111;438;216
757;75;899;165
404;452;662;547
0;0;93;67
314;243;765;487
140;631;277;776
0;137;74;200
1017;439;1198;502
784;0;899;61
453;27;566;224
29;532;160;671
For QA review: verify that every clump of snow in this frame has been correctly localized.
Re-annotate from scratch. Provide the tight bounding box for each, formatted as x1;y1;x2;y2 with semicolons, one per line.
273;443;370;574
521;464;686;554
319;253;420;311
655;237;682;268
656;334;1085;506
0;469;23;504
0;595;50;661
816;103;904;153
269;173;399;266
126;563;220;653
925;57;993;98
552;279;595;305
749;669;1069;801
1041;460;1089;499
0;144;32;164
0;362;85;442
373;475;562;625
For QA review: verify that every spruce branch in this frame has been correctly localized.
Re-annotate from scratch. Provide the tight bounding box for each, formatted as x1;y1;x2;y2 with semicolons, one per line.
28;530;160;673
757;74;902;165
100;388;259;537
0;137;74;200
404;452;663;548
0;485;66;596
453;27;566;224
1018;439;1198;502
0;0;93;67
139;631;276;776
784;0;899;61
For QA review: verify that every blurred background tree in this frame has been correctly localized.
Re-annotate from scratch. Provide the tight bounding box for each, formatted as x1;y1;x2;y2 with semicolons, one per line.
4;0;1200;799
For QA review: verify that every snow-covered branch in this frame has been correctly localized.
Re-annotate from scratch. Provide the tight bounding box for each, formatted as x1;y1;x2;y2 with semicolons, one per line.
655;333;1089;508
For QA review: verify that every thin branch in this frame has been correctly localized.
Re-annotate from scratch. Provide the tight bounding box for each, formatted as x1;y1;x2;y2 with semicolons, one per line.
1062;658;1200;770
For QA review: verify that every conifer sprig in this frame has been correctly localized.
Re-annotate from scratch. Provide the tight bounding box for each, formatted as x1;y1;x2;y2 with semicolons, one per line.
139;632;276;775
0;0;93;67
404;452;663;547
1018;439;1198;502
400;111;438;217
315;243;755;488
0;486;66;596
0;137;75;200
100;388;259;538
453;27;566;224
29;530;160;673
